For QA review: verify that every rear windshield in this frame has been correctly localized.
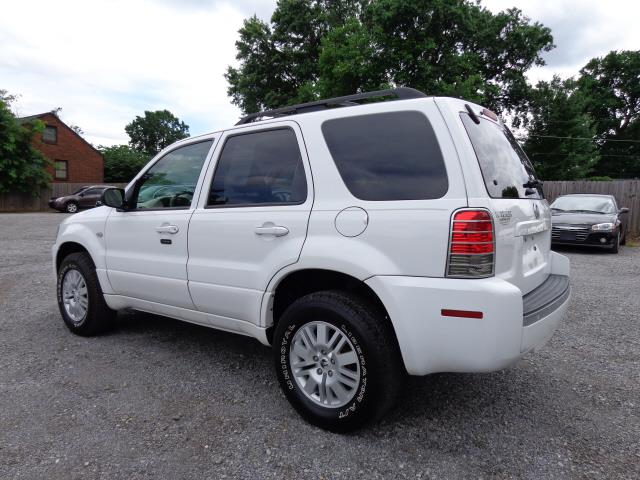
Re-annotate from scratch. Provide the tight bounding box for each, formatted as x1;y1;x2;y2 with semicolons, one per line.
461;113;542;199
322;111;448;201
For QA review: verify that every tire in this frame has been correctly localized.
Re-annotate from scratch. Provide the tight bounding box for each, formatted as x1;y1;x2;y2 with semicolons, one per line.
273;290;402;432
65;201;78;213
610;233;620;253
56;252;116;336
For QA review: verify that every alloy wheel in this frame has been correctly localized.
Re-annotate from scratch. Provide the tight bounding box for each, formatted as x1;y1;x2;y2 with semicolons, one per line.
62;268;89;323
290;321;361;408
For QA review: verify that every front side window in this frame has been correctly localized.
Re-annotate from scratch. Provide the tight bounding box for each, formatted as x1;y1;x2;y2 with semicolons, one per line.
43;125;57;143
322;111;449;201
134;141;212;209
54;160;68;180
208;128;307;206
461;113;542;199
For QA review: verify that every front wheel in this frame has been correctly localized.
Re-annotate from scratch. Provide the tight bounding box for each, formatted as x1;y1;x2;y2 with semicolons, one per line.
65;201;78;213
273;291;402;432
57;252;116;335
610;233;620;253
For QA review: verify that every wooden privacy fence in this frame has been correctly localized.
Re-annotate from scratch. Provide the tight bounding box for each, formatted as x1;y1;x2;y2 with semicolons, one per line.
544;180;640;235
0;183;127;212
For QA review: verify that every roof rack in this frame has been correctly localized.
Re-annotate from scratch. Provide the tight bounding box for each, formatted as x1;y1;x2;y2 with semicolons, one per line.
235;87;427;125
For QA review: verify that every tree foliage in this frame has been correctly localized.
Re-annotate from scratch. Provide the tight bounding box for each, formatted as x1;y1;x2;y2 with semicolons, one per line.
100;145;150;183
524;50;640;180
0;91;51;194
125;110;189;156
523;77;599;180
226;0;553;116
577;50;640;178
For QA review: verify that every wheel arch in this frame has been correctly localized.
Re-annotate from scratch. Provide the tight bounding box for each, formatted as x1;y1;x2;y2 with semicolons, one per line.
265;269;402;362
56;241;90;271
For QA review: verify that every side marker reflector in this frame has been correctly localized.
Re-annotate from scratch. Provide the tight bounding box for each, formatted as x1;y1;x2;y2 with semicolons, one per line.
441;309;483;319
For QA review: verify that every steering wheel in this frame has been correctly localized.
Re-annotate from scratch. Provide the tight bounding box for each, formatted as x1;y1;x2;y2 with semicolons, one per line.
169;191;193;207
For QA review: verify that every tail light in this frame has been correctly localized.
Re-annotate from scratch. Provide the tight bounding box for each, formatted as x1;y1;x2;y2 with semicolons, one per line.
446;209;495;278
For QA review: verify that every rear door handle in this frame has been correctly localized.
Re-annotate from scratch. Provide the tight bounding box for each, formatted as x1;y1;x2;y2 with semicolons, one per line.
156;224;179;234
255;225;289;237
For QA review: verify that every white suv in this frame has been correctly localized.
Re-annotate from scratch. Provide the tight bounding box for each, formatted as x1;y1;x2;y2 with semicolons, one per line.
53;88;570;432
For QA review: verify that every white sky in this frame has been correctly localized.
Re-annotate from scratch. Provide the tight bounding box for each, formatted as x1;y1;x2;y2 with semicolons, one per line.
1;0;638;146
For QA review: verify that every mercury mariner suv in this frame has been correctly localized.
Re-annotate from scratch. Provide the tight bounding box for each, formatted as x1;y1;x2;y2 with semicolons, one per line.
52;88;570;432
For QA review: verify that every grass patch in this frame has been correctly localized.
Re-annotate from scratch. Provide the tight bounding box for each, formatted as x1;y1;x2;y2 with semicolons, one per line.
626;236;640;247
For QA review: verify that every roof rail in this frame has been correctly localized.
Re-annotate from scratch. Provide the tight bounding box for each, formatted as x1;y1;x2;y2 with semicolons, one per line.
235;87;427;125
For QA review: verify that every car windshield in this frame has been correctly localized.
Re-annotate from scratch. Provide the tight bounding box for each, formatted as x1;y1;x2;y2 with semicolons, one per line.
550;196;615;214
71;187;87;195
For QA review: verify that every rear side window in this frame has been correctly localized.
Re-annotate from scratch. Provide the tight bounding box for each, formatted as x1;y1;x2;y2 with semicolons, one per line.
322;111;448;201
208;128;307;206
461;113;542;199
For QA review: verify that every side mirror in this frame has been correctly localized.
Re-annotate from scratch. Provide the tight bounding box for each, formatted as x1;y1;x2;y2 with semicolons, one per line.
619;207;629;214
100;188;126;210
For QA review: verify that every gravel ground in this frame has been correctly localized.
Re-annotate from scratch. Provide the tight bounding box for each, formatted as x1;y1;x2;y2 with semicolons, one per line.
1;212;639;479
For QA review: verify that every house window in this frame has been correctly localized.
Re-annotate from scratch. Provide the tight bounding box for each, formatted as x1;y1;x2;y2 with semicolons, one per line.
43;125;57;144
54;160;68;180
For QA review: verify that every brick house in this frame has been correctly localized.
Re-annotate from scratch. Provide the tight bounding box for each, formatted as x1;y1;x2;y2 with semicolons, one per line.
18;112;104;183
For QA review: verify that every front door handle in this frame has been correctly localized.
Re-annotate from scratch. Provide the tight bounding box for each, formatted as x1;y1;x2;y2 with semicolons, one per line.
156;224;179;234
255;224;289;237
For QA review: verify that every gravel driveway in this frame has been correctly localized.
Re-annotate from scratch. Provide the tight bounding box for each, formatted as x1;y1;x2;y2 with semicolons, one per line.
1;212;639;479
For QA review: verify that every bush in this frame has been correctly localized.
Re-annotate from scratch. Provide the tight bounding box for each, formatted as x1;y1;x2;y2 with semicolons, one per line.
0;94;51;194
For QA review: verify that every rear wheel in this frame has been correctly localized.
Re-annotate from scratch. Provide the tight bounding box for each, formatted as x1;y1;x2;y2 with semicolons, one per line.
56;252;116;335
273;290;402;432
65;201;78;213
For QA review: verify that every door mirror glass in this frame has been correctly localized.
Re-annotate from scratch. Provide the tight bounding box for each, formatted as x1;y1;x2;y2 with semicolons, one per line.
101;188;125;209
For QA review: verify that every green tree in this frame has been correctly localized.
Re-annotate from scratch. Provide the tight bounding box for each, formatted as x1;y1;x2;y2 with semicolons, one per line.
124;110;189;156
100;145;150;183
0;90;51;194
523;77;599;180
226;0;553;116
577;50;640;178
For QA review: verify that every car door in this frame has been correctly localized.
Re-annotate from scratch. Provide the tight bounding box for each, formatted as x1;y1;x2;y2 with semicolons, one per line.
104;139;214;309
78;187;104;207
188;123;312;325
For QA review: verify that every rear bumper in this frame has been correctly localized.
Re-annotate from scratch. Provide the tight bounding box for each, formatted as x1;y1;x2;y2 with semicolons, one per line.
366;251;570;376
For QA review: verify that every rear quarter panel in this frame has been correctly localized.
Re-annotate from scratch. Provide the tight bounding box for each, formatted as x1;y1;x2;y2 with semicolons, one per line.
290;98;469;279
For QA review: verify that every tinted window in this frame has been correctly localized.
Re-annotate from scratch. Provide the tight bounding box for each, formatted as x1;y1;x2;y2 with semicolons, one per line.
208;129;307;206
135;141;212;209
461;113;542;199
321;111;448;201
